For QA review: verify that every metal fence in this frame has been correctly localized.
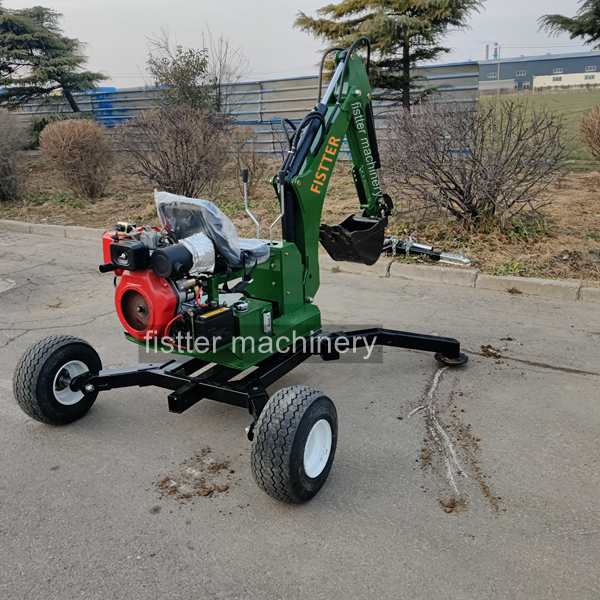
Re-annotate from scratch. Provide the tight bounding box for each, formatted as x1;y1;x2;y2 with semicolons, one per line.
15;66;479;156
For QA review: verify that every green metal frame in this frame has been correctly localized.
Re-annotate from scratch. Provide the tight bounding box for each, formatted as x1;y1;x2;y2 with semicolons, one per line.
138;41;385;371
289;51;384;300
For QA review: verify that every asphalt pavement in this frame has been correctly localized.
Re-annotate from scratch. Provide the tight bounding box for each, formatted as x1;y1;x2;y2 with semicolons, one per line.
1;229;599;600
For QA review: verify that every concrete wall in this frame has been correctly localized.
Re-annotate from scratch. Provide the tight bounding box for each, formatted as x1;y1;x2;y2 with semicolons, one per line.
479;79;517;94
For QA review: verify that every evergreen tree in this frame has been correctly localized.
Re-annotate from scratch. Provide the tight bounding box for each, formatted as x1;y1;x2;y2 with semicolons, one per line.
0;5;104;111
539;1;600;48
296;0;482;109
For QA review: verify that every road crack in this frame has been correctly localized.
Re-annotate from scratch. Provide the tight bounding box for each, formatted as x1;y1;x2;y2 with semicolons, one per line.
468;348;600;378
0;310;114;338
0;330;28;349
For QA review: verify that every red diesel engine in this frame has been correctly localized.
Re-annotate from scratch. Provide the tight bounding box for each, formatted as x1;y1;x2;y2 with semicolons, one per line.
100;210;240;352
101;228;179;341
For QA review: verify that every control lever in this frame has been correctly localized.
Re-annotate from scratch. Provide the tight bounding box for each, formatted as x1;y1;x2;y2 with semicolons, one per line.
269;171;286;243
242;169;261;238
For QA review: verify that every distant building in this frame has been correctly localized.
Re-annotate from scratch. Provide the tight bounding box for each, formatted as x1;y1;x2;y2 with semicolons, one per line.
415;60;480;103
478;51;600;94
406;51;600;104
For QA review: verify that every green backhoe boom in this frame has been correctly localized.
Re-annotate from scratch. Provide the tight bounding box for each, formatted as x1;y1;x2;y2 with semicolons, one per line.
275;37;390;301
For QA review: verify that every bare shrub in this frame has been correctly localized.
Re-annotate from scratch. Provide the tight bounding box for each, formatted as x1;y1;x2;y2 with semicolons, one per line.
0;110;22;201
581;105;600;159
384;100;568;227
231;127;272;196
39;119;113;199
202;29;248;112
28;113;92;150
119;105;230;198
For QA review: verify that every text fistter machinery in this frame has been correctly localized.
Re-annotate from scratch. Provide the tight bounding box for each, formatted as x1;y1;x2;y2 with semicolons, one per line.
14;38;468;503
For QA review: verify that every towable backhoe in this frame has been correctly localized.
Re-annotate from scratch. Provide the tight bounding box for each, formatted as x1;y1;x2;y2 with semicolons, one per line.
13;38;467;503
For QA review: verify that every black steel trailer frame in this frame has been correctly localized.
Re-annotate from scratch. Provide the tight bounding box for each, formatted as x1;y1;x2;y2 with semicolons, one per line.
71;328;467;438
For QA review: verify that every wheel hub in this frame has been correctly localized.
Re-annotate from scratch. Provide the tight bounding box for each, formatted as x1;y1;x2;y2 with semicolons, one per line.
303;419;333;479
52;360;89;406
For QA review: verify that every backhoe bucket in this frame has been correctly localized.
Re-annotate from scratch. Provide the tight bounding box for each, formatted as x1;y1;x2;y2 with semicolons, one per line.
320;215;386;266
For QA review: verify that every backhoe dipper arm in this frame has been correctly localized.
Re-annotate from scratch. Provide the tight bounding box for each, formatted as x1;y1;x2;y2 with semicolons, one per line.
276;38;388;300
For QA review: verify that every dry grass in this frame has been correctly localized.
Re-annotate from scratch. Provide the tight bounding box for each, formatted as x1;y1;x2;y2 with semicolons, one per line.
0;110;23;201
4;152;600;282
39;120;113;199
389;172;600;282
581;105;600;160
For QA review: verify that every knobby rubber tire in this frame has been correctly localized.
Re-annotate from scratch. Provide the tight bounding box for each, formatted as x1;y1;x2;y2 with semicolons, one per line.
251;385;337;504
13;335;102;425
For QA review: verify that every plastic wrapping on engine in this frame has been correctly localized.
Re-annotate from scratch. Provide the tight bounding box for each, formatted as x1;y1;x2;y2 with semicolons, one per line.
155;191;242;267
180;233;216;275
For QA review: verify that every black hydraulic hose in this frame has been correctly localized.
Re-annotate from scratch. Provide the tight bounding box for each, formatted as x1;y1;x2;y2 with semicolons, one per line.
317;46;344;103
290;111;326;152
349;36;371;74
318;38;371;104
281;108;327;180
282;38;371;179
341;37;372;77
335;37;372;98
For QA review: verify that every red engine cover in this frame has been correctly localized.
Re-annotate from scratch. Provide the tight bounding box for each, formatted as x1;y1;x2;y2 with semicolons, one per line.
114;270;178;341
102;231;117;265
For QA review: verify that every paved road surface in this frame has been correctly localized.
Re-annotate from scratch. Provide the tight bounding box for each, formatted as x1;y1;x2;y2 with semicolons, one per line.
1;230;599;599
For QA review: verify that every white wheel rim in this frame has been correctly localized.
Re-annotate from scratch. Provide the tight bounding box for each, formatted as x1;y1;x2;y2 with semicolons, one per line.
303;419;333;479
52;360;89;406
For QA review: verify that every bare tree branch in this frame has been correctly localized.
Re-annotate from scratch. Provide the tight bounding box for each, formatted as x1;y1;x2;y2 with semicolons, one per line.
383;100;568;227
118;106;231;198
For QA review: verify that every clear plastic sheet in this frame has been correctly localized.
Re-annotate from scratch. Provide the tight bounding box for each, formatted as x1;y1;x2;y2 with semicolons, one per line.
155;191;242;267
155;191;270;267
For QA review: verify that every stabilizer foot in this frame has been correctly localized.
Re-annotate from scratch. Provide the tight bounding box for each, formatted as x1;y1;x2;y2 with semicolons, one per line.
435;352;469;367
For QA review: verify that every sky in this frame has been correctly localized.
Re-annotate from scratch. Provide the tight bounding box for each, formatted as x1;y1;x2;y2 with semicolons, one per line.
5;0;591;87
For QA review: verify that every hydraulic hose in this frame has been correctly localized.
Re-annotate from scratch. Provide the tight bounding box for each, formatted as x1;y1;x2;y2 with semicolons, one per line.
281;109;327;178
317;47;344;103
290;111;326;153
335;37;372;98
318;38;371;103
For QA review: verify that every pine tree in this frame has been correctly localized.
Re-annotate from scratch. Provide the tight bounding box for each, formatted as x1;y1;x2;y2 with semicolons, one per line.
296;0;482;109
0;5;104;111
539;1;600;48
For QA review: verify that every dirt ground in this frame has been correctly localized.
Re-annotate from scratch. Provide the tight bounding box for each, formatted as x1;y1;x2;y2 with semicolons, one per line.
392;172;600;283
3;152;600;282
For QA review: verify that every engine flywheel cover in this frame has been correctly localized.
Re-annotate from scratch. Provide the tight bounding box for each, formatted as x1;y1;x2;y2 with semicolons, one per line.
121;290;150;332
114;270;178;341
